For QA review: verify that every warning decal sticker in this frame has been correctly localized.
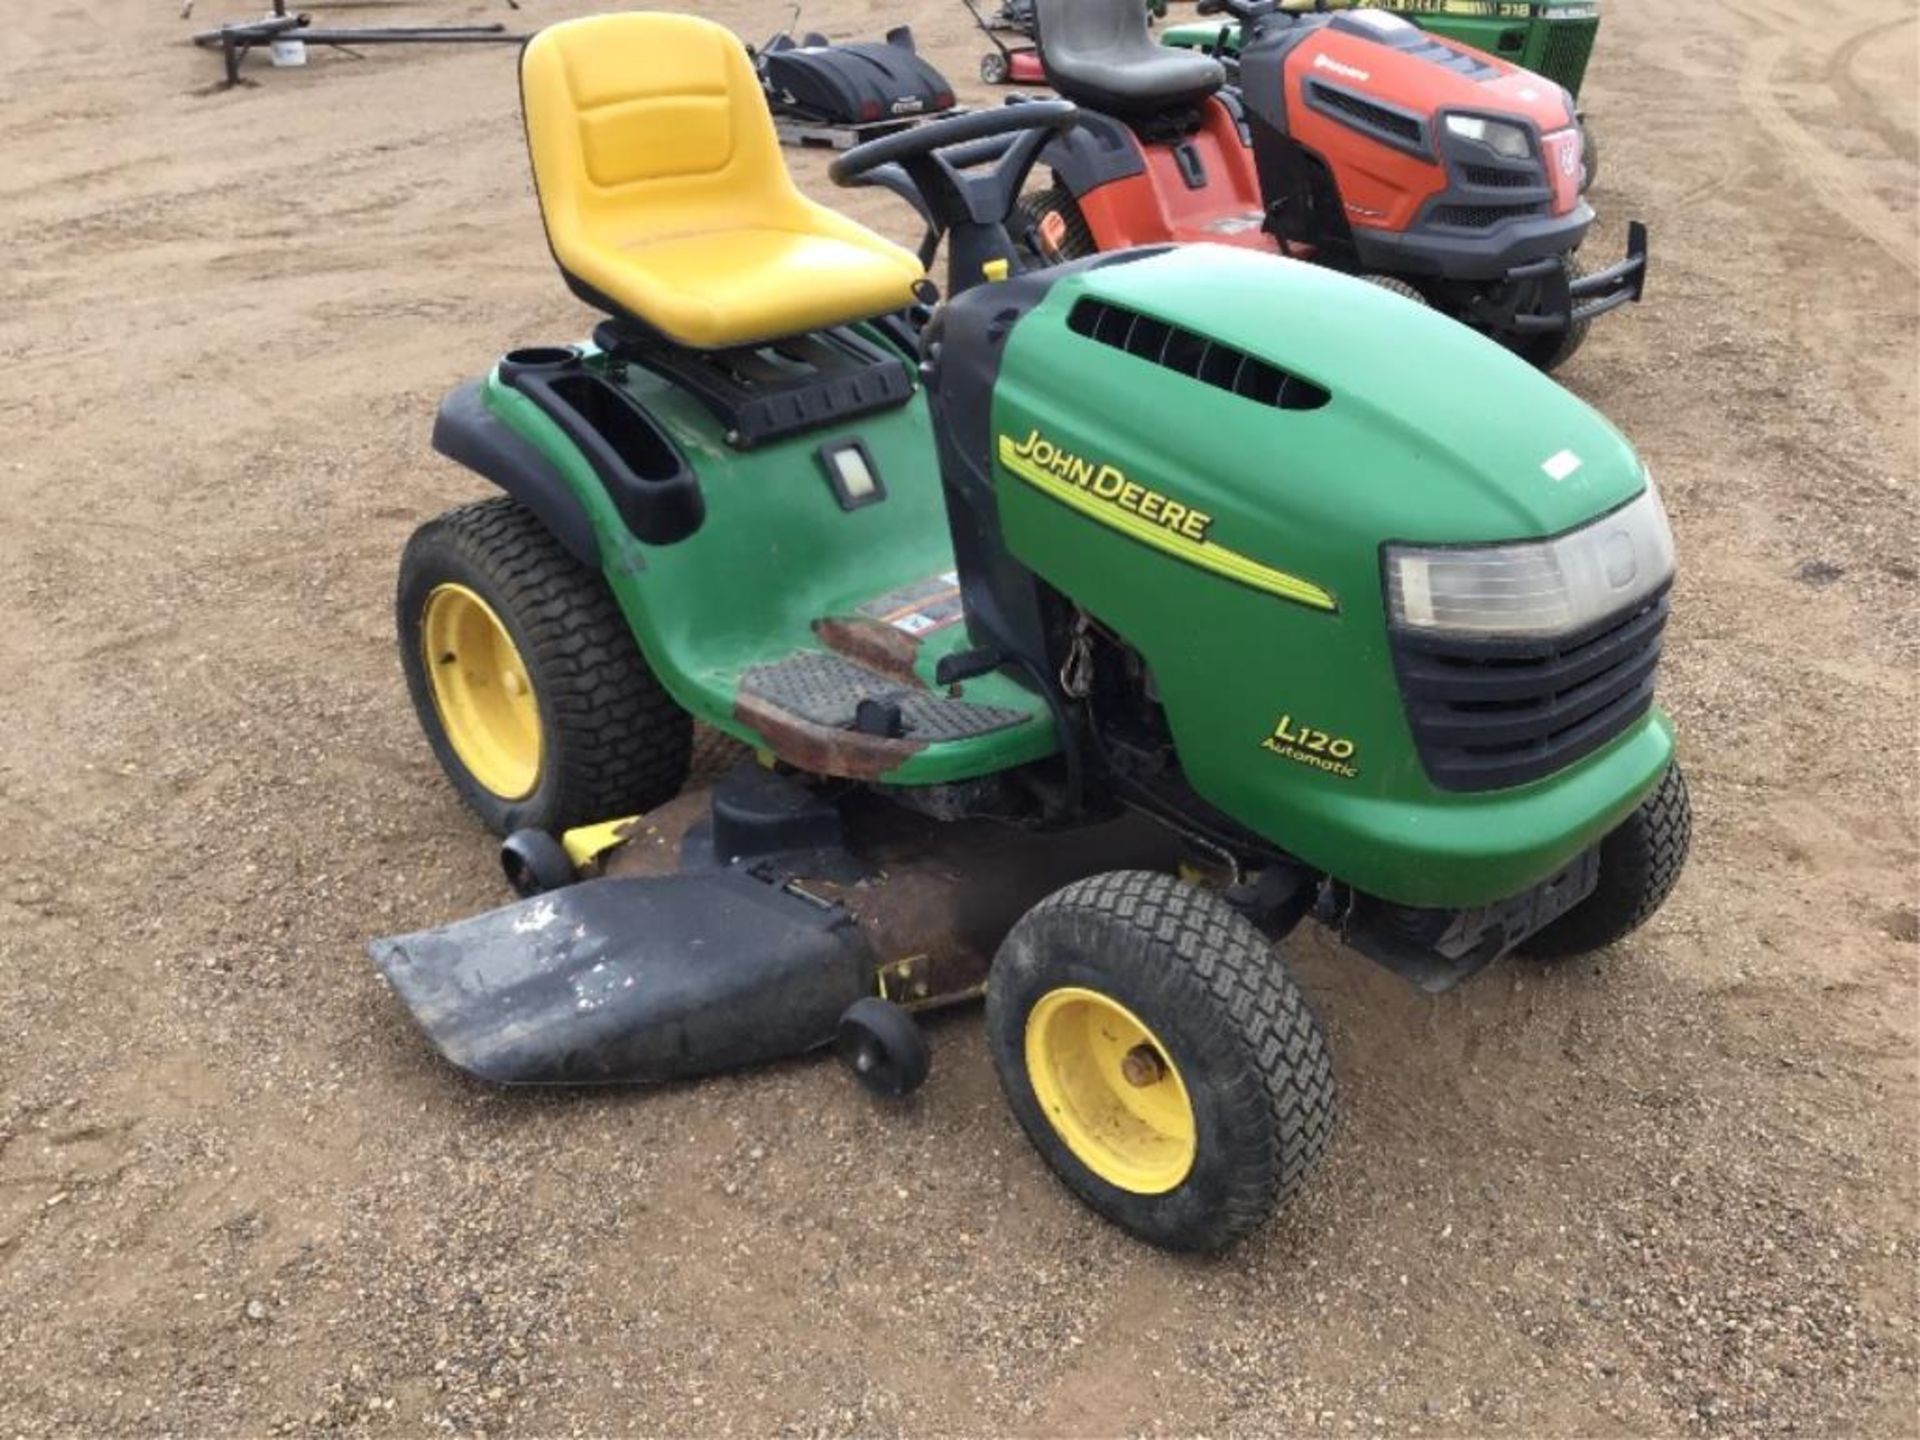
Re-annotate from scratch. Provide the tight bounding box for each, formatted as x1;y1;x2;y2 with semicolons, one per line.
857;570;964;637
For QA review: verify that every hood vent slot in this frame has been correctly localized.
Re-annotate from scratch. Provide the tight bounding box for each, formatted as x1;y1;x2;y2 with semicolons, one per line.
1402;36;1499;80
1306;81;1425;149
1067;298;1330;412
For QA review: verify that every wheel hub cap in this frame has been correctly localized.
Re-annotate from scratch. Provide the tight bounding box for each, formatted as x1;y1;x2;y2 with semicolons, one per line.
421;583;543;800
1024;986;1196;1194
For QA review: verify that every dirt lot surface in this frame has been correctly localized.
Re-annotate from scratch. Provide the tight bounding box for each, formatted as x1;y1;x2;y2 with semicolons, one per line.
3;0;1916;1434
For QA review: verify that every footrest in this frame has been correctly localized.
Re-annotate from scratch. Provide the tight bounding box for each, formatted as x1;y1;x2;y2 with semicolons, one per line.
733;649;1035;781
743;651;1029;740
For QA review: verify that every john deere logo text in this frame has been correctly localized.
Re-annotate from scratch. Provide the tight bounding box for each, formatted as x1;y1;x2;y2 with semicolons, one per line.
1004;429;1212;542
995;429;1339;613
1261;713;1358;779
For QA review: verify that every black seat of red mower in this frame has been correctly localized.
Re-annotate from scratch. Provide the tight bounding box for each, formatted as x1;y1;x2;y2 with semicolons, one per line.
1033;0;1223;118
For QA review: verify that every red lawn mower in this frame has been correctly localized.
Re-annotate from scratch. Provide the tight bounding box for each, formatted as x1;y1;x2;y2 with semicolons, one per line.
1011;0;1646;369
967;0;1048;84
968;0;1168;86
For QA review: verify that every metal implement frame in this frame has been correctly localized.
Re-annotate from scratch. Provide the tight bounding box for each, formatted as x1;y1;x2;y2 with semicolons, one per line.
190;0;526;87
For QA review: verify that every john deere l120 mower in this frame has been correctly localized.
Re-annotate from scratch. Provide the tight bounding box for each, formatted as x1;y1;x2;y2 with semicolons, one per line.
371;11;1689;1252
1011;0;1642;370
1164;0;1607;184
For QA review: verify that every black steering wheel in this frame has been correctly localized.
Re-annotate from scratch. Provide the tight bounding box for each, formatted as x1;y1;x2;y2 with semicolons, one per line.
828;99;1078;187
829;100;1079;297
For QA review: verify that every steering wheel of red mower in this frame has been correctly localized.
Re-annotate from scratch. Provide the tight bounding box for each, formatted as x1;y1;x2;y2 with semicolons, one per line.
1195;0;1284;18
829;99;1080;297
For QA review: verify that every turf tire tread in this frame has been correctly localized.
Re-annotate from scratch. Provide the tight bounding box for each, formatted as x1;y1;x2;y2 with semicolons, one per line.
988;870;1336;1251
1520;762;1691;959
399;497;691;833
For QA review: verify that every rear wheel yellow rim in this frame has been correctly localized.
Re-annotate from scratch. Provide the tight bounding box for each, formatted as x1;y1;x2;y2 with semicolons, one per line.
421;583;543;800
1025;986;1196;1194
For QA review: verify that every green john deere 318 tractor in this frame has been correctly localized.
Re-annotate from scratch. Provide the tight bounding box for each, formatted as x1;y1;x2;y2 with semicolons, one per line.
1164;0;1607;184
370;9;1688;1252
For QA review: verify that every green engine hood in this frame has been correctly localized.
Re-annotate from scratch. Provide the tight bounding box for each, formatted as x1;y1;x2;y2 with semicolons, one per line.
1051;245;1644;547
986;244;1666;908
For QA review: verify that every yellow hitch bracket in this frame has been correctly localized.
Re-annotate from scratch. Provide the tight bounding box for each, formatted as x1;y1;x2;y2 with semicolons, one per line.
561;816;641;872
876;953;933;1004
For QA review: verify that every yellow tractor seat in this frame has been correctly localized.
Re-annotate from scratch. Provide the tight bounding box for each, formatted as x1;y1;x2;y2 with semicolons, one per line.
520;13;927;352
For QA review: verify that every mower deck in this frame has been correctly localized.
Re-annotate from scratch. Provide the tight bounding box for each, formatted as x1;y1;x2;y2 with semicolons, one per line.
371;766;1182;1085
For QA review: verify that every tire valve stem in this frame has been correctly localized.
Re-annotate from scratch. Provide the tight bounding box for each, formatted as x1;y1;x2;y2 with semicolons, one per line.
1120;1044;1167;1088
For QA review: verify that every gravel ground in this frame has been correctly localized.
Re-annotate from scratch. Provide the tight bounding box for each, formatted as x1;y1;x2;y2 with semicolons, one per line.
1;0;1915;1434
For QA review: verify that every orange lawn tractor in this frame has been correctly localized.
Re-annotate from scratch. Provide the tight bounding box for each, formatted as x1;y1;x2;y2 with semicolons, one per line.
1013;0;1645;369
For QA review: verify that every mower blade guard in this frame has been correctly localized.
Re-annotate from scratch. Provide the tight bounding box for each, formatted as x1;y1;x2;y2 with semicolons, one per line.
369;872;874;1085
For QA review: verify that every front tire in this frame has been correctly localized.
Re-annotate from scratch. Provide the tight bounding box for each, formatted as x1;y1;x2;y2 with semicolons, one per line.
1513;253;1591;373
986;871;1336;1252
397;497;691;836
1519;762;1691;960
1577;117;1598;191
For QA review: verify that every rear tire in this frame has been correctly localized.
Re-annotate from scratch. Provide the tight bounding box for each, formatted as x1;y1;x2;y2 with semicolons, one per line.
1519;763;1691;960
398;497;691;836
986;870;1336;1252
980;50;1009;84
1011;186;1098;263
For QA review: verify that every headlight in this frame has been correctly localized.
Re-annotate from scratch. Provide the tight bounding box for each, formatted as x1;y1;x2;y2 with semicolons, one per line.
1386;481;1675;639
1444;114;1532;161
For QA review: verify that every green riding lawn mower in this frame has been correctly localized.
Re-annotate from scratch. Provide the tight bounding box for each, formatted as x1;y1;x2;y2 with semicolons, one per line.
1163;0;1609;187
371;10;1689;1252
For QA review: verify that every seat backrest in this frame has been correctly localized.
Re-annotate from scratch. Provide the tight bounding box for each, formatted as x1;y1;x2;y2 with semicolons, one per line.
1033;0;1223;116
1033;0;1156;68
521;14;804;265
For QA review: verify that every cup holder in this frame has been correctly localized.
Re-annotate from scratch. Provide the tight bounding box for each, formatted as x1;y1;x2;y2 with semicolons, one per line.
500;346;579;379
497;355;703;546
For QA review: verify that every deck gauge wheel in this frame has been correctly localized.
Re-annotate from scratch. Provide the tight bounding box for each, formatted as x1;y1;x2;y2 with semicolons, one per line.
837;997;931;1097
500;829;576;897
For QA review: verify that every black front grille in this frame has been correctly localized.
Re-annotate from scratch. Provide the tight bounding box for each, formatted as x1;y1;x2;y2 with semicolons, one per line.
1460;163;1537;189
1393;587;1670;792
1430;201;1541;228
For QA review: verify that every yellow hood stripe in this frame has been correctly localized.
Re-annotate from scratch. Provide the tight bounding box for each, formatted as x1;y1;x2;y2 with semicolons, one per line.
998;436;1337;613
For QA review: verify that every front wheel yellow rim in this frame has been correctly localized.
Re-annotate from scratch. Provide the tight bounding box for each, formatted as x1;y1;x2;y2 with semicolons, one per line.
421;583;543;800
1025;986;1197;1195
